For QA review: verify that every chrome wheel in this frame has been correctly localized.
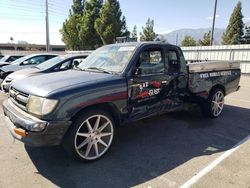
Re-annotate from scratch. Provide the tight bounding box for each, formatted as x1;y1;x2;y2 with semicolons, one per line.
211;91;224;117
74;114;114;160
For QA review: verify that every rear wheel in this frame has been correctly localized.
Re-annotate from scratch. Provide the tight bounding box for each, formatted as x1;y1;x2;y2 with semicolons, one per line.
62;109;114;161
201;88;225;118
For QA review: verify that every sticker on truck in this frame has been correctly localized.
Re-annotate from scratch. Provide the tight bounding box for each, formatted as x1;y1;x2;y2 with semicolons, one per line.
199;71;232;79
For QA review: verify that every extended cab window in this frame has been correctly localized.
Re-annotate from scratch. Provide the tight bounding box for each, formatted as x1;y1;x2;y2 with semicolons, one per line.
166;50;180;73
137;49;164;75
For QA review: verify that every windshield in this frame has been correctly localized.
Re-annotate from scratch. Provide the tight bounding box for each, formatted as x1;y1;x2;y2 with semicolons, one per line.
11;55;32;65
78;45;136;73
0;56;9;62
35;56;65;70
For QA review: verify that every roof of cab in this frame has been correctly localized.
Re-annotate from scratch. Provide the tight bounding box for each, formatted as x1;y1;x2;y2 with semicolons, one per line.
106;41;179;48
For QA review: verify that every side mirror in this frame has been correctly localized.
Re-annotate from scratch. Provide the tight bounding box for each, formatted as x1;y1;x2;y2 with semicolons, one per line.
21;61;29;65
134;68;142;76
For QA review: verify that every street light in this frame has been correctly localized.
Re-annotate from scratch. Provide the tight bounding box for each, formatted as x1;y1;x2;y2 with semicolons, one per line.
210;0;218;46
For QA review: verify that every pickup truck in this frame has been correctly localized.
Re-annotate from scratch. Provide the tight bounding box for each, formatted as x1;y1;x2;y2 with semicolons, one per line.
3;42;241;161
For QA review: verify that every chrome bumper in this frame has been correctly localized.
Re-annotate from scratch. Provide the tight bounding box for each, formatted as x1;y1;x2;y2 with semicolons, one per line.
3;99;72;147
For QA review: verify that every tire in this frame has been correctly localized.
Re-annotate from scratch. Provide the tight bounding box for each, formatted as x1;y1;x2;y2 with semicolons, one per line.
201;88;225;118
62;109;115;161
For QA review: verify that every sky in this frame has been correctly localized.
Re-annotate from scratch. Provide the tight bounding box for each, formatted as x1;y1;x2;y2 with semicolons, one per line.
0;0;250;45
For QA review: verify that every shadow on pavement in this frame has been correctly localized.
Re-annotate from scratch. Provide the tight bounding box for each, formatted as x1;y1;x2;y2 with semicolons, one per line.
25;105;250;188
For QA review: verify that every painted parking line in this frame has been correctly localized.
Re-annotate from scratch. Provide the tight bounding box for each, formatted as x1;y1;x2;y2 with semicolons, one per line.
226;97;250;103
180;135;250;188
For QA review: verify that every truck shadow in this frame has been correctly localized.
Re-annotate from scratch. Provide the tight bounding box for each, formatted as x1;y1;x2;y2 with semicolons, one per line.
25;105;250;188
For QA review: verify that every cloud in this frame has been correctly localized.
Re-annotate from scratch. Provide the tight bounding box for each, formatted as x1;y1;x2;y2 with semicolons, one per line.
207;14;220;20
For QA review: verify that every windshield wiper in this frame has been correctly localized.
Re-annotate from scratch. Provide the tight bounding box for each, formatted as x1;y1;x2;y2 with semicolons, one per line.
74;66;82;71
85;67;113;74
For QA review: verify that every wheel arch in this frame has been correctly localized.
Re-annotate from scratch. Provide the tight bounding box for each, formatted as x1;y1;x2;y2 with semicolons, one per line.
71;102;122;126
209;84;226;96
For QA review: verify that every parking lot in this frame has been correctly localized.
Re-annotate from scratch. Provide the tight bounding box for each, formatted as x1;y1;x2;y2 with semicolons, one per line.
0;75;249;188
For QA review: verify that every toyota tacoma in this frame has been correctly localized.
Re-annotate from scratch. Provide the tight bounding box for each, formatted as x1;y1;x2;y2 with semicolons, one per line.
3;42;241;161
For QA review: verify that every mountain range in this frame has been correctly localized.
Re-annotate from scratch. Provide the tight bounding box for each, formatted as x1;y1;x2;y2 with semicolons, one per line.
163;28;225;45
162;21;250;45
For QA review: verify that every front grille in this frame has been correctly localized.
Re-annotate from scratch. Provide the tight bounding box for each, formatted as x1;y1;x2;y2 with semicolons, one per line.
9;87;29;111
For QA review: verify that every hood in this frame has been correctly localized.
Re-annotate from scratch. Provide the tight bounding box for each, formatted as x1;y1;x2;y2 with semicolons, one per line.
7;68;39;81
12;70;116;97
0;62;10;67
0;63;22;72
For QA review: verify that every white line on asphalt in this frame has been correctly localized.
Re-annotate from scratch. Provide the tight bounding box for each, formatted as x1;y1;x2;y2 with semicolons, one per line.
226;97;250;103
180;135;250;188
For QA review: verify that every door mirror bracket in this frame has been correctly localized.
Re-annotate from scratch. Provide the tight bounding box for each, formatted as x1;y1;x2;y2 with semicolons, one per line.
134;68;142;76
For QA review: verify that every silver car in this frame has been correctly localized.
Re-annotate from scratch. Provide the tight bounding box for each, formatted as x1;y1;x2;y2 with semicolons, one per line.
1;54;89;92
0;53;57;81
0;55;24;67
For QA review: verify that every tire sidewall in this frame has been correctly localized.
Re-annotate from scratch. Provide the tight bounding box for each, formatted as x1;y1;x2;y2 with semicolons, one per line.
62;108;115;162
202;88;225;118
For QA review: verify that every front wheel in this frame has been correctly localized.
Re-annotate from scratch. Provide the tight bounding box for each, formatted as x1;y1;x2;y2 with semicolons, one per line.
201;88;225;118
62;109;115;161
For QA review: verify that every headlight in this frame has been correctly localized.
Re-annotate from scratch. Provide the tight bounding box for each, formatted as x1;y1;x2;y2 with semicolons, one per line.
0;70;5;77
27;95;58;116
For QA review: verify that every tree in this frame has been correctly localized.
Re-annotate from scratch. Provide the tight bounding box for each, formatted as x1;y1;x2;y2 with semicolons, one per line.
243;26;250;44
120;16;130;37
60;0;85;50
71;0;85;15
10;37;14;43
198;31;211;46
79;0;103;49
222;1;244;45
95;0;129;44
181;35;197;46
140;18;156;41
131;25;138;41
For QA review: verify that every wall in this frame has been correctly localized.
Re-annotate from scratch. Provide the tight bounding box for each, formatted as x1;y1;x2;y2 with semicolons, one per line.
181;44;250;73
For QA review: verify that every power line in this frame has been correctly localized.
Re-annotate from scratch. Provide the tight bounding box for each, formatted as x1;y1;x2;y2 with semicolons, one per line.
1;2;43;9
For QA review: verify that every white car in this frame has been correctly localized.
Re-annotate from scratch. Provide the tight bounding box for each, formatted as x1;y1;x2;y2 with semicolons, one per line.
0;53;57;81
1;54;89;92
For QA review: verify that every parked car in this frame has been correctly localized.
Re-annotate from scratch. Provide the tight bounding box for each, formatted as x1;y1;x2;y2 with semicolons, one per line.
0;55;24;67
1;54;89;92
0;53;57;80
0;55;4;60
3;42;241;161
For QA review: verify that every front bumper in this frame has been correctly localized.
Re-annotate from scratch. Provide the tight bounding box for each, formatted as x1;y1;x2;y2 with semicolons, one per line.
236;85;240;91
1;82;11;93
1;81;11;93
3;99;72;147
1;79;12;93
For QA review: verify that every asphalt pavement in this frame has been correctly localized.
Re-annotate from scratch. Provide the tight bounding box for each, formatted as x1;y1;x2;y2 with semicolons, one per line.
0;76;249;188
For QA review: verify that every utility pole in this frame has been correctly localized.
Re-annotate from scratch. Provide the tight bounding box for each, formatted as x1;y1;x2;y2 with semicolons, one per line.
210;0;218;46
45;0;50;51
176;34;179;45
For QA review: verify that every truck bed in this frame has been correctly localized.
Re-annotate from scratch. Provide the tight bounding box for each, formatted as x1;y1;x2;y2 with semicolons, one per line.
187;61;241;97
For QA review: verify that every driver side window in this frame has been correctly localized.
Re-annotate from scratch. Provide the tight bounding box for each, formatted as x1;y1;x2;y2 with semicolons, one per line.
136;49;164;75
22;56;46;65
54;60;71;71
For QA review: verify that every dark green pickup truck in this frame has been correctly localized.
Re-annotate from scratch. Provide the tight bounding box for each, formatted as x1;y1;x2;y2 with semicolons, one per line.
3;42;241;161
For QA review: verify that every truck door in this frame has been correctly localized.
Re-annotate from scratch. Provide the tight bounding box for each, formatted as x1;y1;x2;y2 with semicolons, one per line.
127;46;187;120
161;47;188;111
